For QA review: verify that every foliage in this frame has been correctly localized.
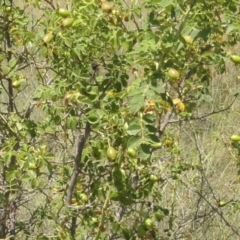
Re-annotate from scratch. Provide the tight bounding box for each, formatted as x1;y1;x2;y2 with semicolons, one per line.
0;0;240;239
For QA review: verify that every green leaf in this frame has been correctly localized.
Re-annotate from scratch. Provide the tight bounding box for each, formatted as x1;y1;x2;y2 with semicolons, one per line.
149;84;165;94
53;115;61;125
127;124;141;136
127;136;142;149
139;143;151;159
66;117;78;130
8;58;17;68
159;0;173;8
109;191;120;201
129;95;144;113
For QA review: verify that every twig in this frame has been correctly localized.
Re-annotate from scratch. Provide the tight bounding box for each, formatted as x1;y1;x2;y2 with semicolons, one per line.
169;93;238;124
66;122;91;205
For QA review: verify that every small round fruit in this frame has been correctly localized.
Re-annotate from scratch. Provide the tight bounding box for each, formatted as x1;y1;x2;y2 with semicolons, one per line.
230;55;240;64
151;142;162;149
219;200;227;207
154;211;164;221
79;193;88;202
62;18;74;28
126;148;137;158
58;8;71;18
149;174;158;182
101;1;113;13
165;137;174;147
43;32;53;44
183;35;193;44
123;122;129;131
12;80;21;89
107;146;117;161
28;163;37;170
176;102;185;112
167;68;180;80
144;218;154;230
230;135;240;142
5;7;12;13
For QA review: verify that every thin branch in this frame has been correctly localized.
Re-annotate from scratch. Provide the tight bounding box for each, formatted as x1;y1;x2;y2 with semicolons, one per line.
170;93;238;124
158;109;173;136
66;122;91;206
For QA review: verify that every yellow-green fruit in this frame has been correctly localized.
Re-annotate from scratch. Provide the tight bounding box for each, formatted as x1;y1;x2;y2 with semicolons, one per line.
144;218;154;229
58;8;71;18
230;135;240;142
151;142;162;149
101;1;113;13
107;146;117;161
79;193;88;202
154;212;164;221
43;32;53;44
28;163;37;170
12;80;21;89
149;174;158;182
219;200;227;207
167;68;180;80
5;7;12;13
62;18;74;28
126;148;137;158
123;122;129;130
230;55;240;64
183;35;193;44
176;102;185;112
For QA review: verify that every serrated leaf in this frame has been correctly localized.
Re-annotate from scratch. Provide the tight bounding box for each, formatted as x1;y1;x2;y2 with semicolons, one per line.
2;66;11;75
127;124;141;136
127;136;142;148
139;143;151;159
142;114;156;123
128;86;146;97
149;85;165;94
129;95;144;113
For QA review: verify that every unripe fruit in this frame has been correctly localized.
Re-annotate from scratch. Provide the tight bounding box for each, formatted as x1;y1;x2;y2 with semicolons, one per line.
107;146;117;161
151;142;162;149
58;8;71;18
149;174;158;182
126;148;137;158
167;68;180;80
154;212;164;221
230;55;240;64
62;18;74;28
5;7;12;13
144;218;154;229
123;122;129;130
28;163;37;170
230;135;240;142
79;193;88;202
183;35;193;45
12;80;21;89
43;32;53;44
